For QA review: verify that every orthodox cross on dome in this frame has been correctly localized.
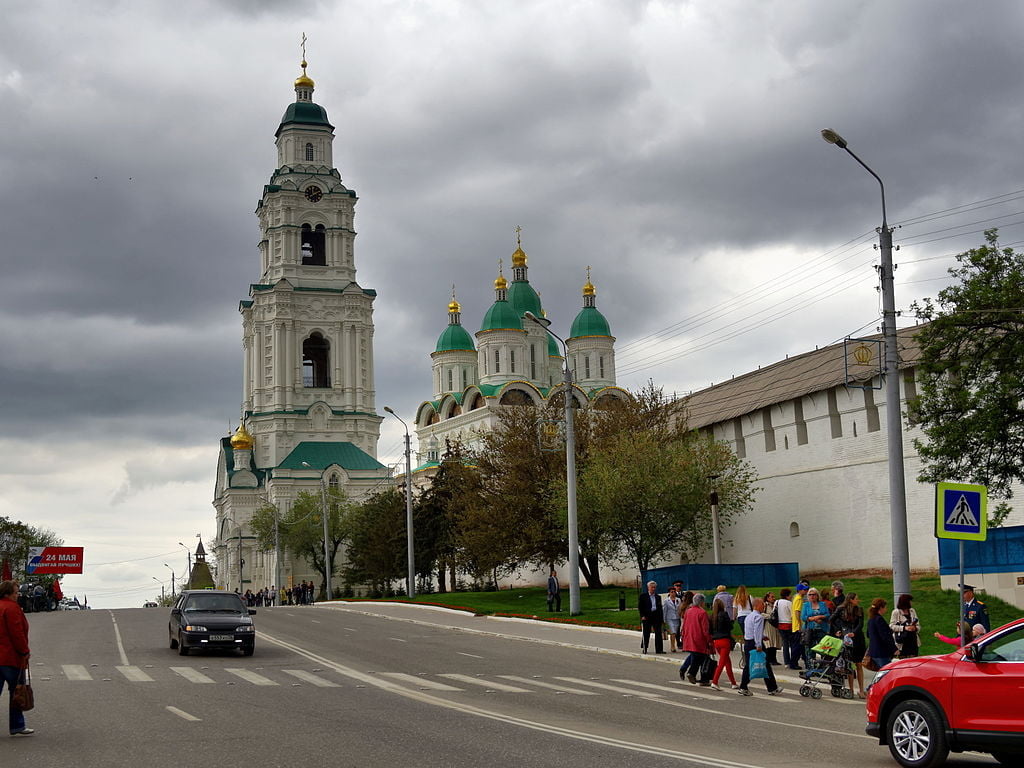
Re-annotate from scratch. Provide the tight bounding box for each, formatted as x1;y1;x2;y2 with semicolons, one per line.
301;32;307;64
514;224;522;247
586;265;592;282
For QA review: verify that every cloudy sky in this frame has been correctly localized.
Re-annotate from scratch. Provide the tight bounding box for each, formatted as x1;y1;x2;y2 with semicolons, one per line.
4;0;1024;607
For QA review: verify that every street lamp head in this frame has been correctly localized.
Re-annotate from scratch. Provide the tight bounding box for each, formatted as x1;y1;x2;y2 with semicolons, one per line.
524;310;551;329
821;128;848;149
383;406;395;414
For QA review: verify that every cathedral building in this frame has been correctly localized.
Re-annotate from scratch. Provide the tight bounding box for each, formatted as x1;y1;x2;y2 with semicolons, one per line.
414;242;627;472
211;58;388;594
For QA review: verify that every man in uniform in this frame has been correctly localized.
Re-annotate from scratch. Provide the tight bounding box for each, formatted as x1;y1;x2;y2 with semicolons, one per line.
960;584;990;645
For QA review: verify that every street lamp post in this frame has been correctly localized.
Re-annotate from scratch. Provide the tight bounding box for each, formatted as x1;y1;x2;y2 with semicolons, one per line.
178;542;191;591
525;311;581;616
152;576;165;602
164;563;175;599
301;461;332;600
384;406;416;599
821;128;911;604
708;474;721;565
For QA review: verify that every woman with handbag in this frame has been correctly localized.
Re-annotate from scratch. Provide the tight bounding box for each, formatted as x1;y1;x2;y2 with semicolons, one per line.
889;594;921;658
800;587;831;667
0;580;33;736
829;593;867;698
867;598;897;670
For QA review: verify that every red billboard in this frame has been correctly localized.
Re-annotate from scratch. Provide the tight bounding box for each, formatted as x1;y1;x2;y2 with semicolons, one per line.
27;546;84;575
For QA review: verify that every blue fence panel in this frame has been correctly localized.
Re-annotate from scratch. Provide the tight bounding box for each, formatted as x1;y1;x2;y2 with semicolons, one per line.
641;563;800;594
938;525;1024;575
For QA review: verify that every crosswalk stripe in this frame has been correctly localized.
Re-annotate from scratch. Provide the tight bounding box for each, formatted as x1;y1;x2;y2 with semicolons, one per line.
117;665;154;682
378;672;462;691
439;674;530;692
615;679;794;703
283;669;340;687
63;665;92;681
497;675;597;695
554;677;662;697
225;668;278;686
171;667;216;684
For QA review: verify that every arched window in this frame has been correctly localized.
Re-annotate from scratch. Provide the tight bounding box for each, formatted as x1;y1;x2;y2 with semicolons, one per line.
599;356;605;378
305;142;314;161
300;223;326;266
462;369;467;390
328;474;339;489
302;332;331;388
494;349;500;374
447;369;454;392
510;349;516;373
530;345;537;379
584;355;591;379
790;521;800;538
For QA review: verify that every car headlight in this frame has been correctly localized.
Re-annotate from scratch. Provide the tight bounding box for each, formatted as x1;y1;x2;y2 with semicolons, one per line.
184;625;208;632
867;669;891;690
235;625;255;633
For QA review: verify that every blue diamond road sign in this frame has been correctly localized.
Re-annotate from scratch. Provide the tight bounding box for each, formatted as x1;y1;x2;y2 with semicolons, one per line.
934;481;987;541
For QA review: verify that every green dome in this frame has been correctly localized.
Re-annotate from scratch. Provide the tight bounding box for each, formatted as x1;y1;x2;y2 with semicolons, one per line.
507;280;542;319
276;101;334;137
435;323;475;353
548;333;561;357
569;306;611;338
480;300;523;332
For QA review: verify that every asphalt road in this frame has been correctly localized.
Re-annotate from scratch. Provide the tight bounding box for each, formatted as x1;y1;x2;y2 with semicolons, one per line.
7;604;999;768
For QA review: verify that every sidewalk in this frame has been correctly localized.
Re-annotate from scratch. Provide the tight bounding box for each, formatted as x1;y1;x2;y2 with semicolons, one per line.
320;600;816;689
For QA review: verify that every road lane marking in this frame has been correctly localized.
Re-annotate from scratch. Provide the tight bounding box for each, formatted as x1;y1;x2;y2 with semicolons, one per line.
312;620;321;624
389;637;408;642
283;669;340;687
378;672;462;691
225;668;278;686
497;675;598;695
117;665;154;682
63;665;92;681
555;677;663;698
166;706;201;722
613;679;788;703
439;674;530;692
457;652;484;659
259;632;768;767
343;627;357;632
171;667;216;684
110;613;130;666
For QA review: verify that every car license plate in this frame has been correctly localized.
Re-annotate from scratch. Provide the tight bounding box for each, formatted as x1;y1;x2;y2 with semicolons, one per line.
209;634;233;642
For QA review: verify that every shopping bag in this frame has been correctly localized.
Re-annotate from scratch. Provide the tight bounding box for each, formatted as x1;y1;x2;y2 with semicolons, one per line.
12;667;34;711
748;649;768;680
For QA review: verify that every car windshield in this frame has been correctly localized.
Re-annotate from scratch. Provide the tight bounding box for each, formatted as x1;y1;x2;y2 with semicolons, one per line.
184;596;244;612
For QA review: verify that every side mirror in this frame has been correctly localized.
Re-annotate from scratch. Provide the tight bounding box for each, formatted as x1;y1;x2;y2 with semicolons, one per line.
170;609;181;616
965;644;979;662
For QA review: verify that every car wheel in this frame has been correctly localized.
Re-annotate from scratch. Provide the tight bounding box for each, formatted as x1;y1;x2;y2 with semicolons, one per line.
886;699;949;768
177;634;189;656
241;647;255;657
169;631;178;650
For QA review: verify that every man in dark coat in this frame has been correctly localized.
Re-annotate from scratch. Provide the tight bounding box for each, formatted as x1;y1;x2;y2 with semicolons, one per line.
638;580;665;654
960;584;990;644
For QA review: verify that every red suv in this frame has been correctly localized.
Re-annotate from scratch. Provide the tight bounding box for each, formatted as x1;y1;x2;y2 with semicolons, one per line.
866;617;1024;767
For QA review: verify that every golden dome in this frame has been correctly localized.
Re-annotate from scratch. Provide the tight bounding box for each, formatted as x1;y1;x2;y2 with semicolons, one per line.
582;280;596;297
230;422;254;450
448;298;462;313
494;274;508;290
294;60;315;89
511;246;527;268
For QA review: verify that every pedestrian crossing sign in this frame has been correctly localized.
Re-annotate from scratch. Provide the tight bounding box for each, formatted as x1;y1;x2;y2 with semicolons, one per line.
935;481;987;541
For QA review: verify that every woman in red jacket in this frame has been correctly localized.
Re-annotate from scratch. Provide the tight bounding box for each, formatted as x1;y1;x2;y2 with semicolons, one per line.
680;593;713;685
0;580;33;736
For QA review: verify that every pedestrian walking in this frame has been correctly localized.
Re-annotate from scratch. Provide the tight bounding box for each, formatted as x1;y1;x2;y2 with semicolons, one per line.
708;598;738;690
664;587;682;652
829;592;866;698
546;570;561;612
737;597;782;696
866;598;897;670
732;585;753;634
681;593;712;685
889;594;920;658
789;583;808;669
0;580;33;736
761;592;782;665
638;581;665;654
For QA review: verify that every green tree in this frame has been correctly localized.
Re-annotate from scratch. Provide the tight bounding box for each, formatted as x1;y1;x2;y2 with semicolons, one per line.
910;229;1024;524
250;488;350;598
342;488;407;595
580;427;756;574
413;445;477;592
0;516;63;580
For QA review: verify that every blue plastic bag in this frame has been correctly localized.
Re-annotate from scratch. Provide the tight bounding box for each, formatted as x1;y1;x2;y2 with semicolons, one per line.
748;649;768;680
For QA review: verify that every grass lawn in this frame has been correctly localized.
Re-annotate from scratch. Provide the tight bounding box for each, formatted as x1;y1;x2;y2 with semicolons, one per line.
346;575;1022;656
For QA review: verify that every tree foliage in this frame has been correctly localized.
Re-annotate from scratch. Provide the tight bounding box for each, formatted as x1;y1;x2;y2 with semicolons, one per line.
250;488;350;598
0;516;63;581
413;446;477;591
579;396;757;573
910;229;1024;524
342;488;407;594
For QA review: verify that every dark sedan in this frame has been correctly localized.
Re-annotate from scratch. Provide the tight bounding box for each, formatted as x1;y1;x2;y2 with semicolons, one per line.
168;590;256;656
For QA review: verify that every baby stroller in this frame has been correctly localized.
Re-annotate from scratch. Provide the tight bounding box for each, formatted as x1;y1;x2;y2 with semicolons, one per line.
799;634;854;700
